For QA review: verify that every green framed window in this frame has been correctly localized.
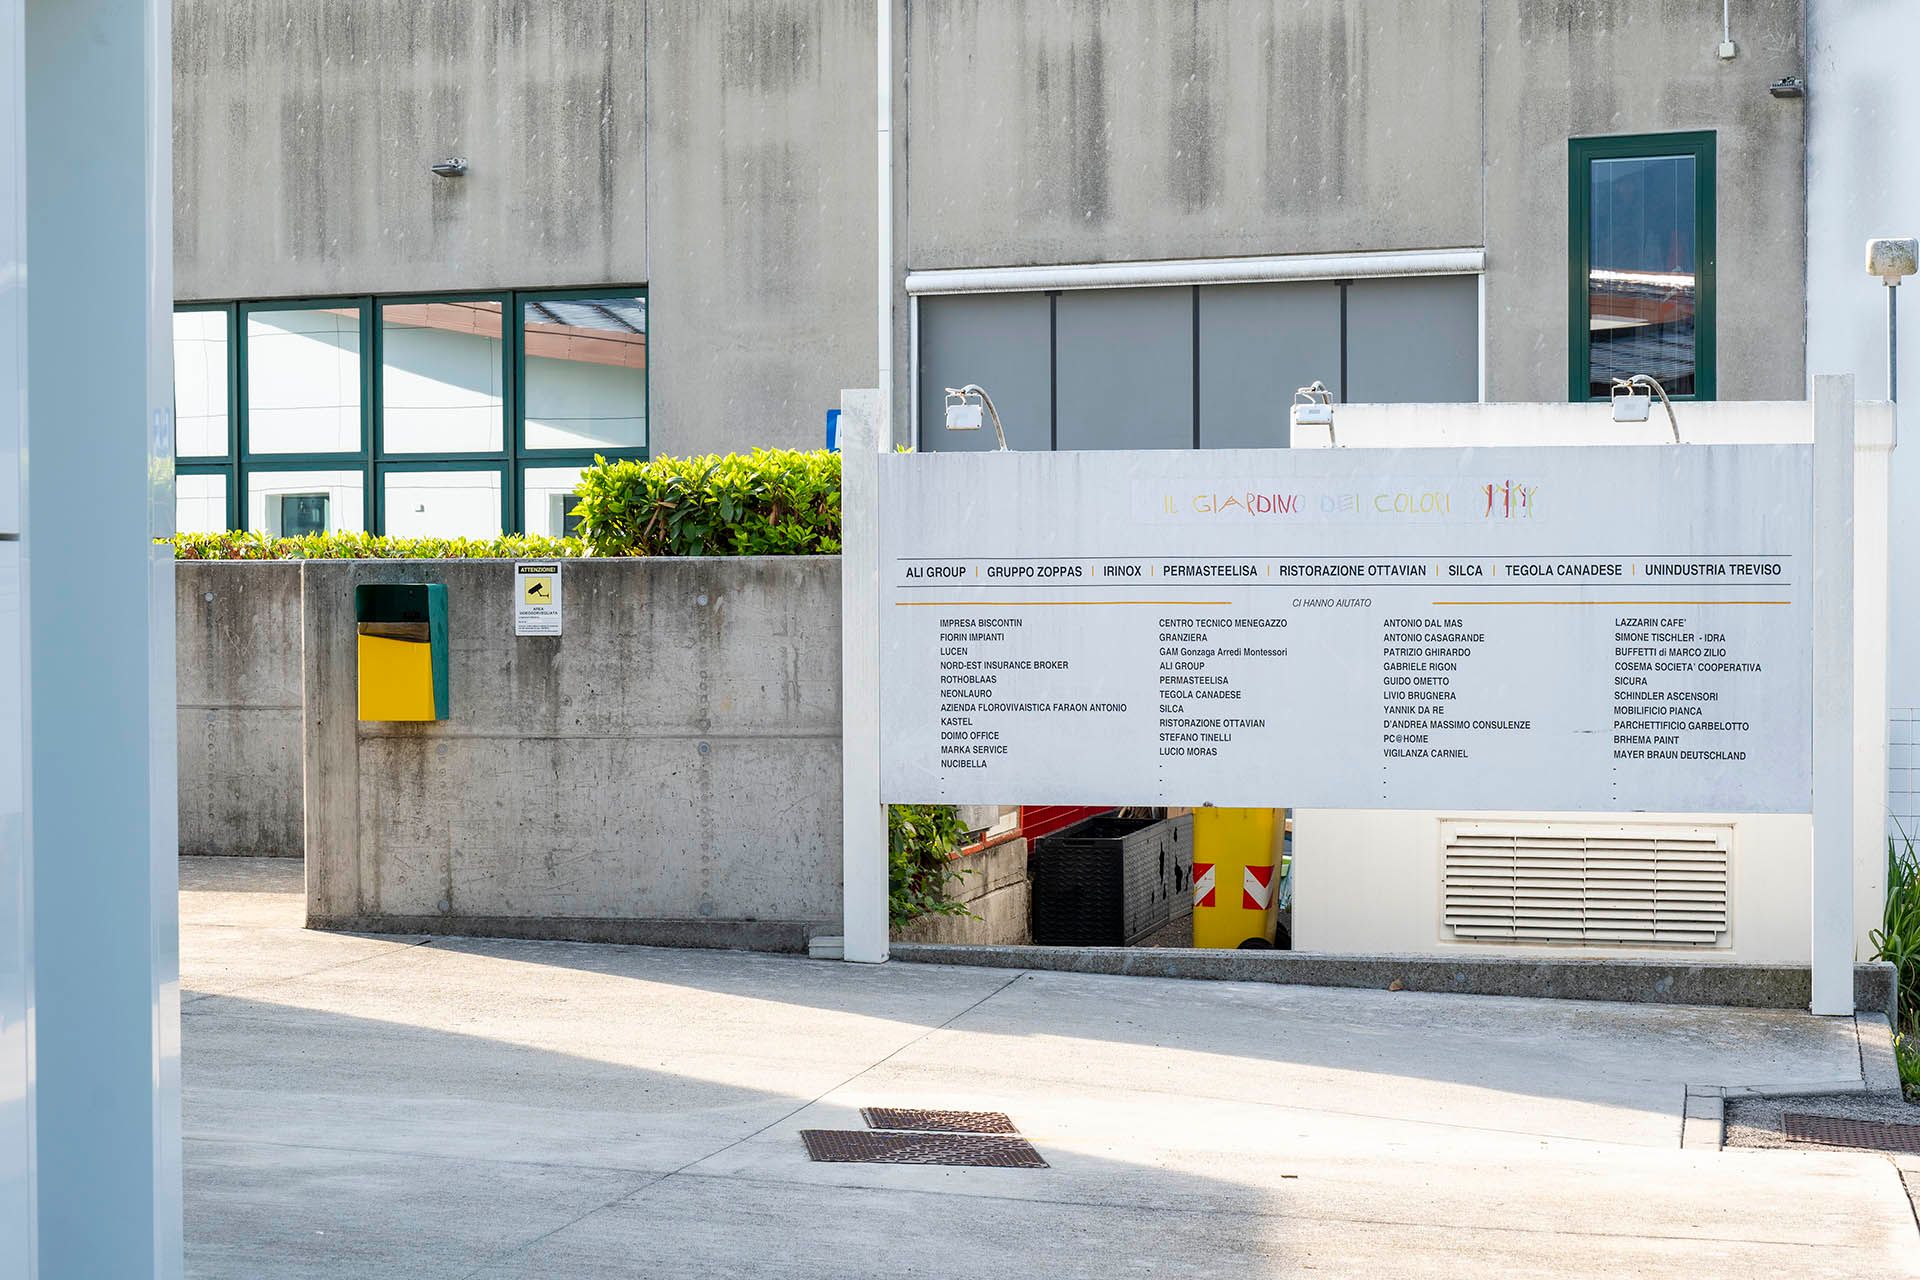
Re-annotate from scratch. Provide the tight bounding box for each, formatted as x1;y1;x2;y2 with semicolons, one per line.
169;287;646;535
1568;131;1715;402
516;291;648;454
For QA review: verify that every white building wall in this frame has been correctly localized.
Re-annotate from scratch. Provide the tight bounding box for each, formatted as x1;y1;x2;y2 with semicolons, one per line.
1807;0;1920;838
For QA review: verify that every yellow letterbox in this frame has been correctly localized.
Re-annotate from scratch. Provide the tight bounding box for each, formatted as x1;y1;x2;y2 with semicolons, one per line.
355;583;449;721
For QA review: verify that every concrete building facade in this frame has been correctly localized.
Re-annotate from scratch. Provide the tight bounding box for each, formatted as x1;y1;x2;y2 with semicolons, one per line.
172;1;1828;512
170;3;1920;826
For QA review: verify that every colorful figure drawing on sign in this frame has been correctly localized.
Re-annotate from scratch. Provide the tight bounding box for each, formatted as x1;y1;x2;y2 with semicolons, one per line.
1483;481;1539;519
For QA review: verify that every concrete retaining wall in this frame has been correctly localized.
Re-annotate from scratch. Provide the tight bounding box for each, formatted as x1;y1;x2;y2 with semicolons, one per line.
176;561;305;857
892;838;1031;946
303;557;843;950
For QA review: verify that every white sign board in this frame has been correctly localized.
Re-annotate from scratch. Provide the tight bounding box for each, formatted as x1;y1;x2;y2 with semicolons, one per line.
878;445;1814;813
514;561;562;636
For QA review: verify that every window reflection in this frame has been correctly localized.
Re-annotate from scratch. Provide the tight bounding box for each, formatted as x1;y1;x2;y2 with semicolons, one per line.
247;471;365;535
247;308;363;454
173;311;230;457
523;465;588;538
1588;155;1696;397
381;301;504;453
522;296;647;451
175;473;228;534
383;470;503;540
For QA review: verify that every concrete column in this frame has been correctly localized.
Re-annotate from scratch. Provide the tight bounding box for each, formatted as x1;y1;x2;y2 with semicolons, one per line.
24;0;181;1275
839;388;888;963
1811;374;1856;1015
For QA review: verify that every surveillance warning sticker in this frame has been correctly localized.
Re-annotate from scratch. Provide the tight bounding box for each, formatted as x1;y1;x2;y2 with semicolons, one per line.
515;561;562;637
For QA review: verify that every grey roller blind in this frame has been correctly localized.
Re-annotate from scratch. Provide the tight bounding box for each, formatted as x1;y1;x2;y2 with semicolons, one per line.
1197;282;1342;449
1054;287;1193;451
1345;275;1479;403
916;293;1052;451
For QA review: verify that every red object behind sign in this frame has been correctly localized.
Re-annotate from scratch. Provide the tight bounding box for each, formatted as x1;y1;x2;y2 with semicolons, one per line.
1018;806;1114;843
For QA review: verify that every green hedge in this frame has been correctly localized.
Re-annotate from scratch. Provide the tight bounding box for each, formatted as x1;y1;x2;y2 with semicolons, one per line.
572;449;840;557
168;449;842;559
169;531;586;560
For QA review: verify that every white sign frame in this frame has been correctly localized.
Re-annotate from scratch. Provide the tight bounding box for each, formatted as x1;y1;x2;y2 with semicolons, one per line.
835;385;1864;1016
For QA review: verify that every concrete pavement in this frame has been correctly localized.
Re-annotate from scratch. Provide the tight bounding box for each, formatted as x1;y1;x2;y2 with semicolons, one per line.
183;858;1920;1279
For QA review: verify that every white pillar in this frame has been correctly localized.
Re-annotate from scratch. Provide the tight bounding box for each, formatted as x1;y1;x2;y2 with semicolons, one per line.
1812;374;1856;1016
24;0;181;1273
0;0;32;1274
839;389;889;963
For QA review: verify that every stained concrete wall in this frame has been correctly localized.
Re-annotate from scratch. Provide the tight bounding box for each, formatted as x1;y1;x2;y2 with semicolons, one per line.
645;0;877;455
176;561;305;858
303;557;843;950
910;0;1807;402
173;0;648;301
172;0;876;457
1482;0;1808;402
906;0;1485;269
174;0;1812;453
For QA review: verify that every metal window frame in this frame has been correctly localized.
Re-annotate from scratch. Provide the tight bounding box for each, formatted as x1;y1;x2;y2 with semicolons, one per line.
170;300;238;460
237;296;374;530
176;285;650;534
514;285;651;461
1567;130;1717;403
375;292;514;462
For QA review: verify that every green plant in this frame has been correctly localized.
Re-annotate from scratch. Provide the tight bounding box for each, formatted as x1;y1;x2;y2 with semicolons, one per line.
1870;829;1920;1098
167;530;588;560
887;804;974;927
1896;1033;1920;1097
571;449;840;558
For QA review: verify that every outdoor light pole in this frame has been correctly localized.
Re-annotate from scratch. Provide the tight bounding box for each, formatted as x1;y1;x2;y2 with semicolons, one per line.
1867;238;1917;403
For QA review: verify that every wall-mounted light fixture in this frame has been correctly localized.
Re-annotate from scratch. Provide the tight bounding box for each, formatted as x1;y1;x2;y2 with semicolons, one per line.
1610;374;1680;442
943;384;1008;450
429;157;469;178
1768;77;1806;99
1290;381;1335;445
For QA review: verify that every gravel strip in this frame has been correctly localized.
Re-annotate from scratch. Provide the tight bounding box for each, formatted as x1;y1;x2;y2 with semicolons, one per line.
1725;1089;1920;1150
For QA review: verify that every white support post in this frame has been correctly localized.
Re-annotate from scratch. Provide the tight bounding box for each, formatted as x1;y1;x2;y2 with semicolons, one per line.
839;389;889;963
24;0;181;1272
1812;374;1857;1016
0;0;28;1274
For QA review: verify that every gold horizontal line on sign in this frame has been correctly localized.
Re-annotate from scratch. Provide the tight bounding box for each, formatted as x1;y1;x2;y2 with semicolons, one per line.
1427;600;1793;607
894;600;1232;607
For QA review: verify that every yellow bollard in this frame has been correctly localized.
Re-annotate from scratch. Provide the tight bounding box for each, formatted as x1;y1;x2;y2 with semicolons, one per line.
1192;808;1281;949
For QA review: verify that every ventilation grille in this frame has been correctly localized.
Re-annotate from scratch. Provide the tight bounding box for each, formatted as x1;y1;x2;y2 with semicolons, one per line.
1441;822;1730;946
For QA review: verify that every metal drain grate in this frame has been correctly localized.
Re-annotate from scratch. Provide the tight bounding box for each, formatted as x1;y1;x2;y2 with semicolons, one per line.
860;1107;1017;1134
1782;1113;1920;1154
800;1129;1048;1168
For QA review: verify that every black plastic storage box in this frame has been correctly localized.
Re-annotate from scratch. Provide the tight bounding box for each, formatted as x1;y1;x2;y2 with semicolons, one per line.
1030;814;1195;946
